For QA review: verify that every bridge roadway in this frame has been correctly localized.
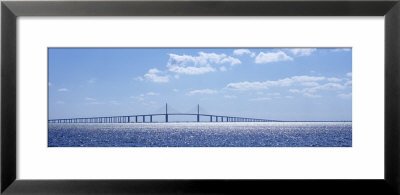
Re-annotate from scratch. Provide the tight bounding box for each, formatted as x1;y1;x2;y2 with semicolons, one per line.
48;113;279;123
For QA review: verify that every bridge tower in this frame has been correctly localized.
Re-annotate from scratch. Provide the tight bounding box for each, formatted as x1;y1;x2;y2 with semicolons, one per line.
165;103;168;122
197;104;200;122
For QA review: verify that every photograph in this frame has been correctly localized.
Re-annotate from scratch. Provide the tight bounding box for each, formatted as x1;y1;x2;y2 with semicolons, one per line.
4;0;399;194
48;48;352;147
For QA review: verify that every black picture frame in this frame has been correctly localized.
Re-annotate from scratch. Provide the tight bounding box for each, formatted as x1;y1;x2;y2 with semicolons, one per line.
2;0;400;194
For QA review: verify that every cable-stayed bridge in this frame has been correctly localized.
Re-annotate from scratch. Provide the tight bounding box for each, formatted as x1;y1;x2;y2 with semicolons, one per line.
48;103;280;123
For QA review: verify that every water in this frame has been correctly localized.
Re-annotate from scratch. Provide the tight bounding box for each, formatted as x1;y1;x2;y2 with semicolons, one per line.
48;122;351;147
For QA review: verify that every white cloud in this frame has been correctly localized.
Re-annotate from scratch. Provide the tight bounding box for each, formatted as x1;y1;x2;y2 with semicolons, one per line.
345;80;352;86
84;97;108;104
168;66;216;75
268;92;280;96
346;72;352;77
332;48;351;52
233;49;255;57
220;66;227;72
233;49;251;56
249;97;272;101
289;76;326;82
290;82;347;98
130;94;146;101
315;83;346;90
135;76;144;81
130;95;144;101
146;92;159;96
303;93;321;98
226;81;269;91
300;82;319;87
88;78;96;84
167;52;241;75
338;93;352;99
289;48;316;56
110;100;120;105
224;95;237;99
220;56;241;65
187;89;218;96
130;92;159;101
290;89;318;98
255;51;293;64
302;83;346;94
226;75;349;99
144;68;169;83
225;75;325;91
327;77;342;82
58;88;69;92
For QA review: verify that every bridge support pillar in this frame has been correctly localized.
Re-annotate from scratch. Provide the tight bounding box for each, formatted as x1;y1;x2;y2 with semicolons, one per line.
150;115;153;123
165;103;168;122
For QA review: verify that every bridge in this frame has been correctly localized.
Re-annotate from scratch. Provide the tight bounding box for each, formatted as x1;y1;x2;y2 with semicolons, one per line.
48;104;280;123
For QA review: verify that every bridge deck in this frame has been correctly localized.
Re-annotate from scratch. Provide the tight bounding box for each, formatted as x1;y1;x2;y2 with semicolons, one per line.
48;113;279;123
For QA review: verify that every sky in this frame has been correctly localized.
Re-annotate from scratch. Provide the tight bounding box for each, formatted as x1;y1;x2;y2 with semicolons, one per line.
48;48;352;121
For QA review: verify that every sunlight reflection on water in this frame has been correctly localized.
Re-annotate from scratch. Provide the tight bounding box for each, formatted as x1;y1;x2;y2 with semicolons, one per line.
48;122;351;147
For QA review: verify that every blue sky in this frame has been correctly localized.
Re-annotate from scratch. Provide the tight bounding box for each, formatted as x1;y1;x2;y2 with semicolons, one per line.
48;48;352;121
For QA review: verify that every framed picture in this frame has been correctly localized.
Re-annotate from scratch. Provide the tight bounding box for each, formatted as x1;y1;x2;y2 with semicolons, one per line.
47;47;352;147
2;0;399;194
